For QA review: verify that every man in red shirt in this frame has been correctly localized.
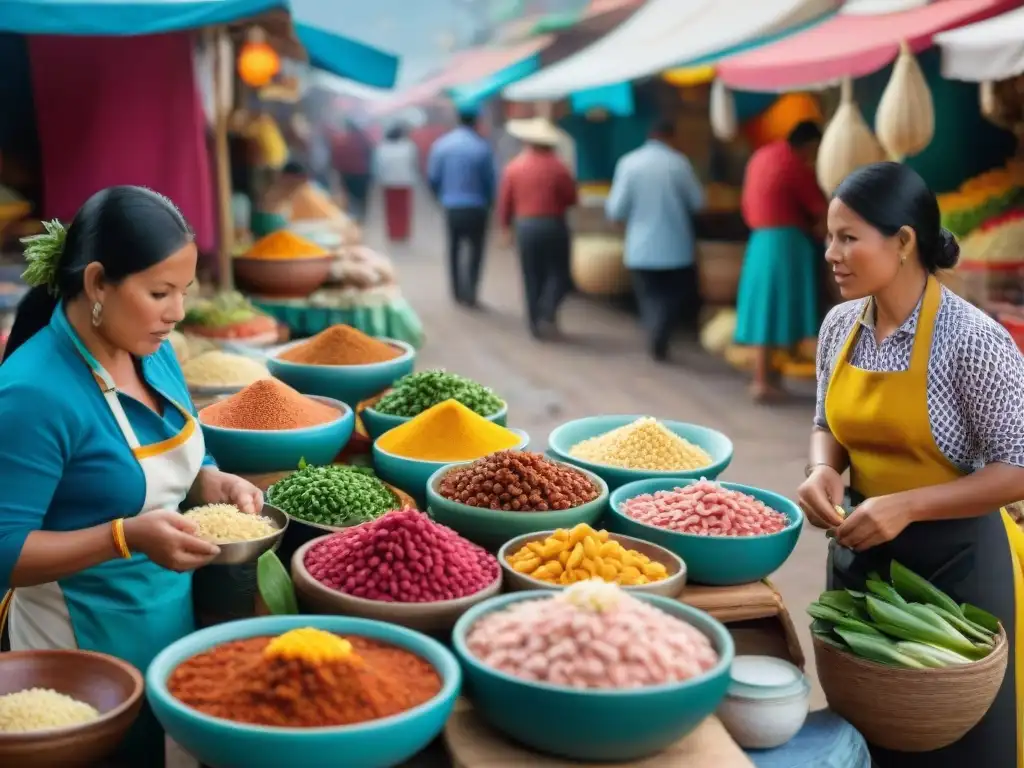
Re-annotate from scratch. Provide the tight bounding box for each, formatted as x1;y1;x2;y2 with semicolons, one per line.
498;117;578;340
735;121;826;401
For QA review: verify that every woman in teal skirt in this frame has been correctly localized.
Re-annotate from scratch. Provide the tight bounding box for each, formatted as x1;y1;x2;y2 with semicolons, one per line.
735;121;827;401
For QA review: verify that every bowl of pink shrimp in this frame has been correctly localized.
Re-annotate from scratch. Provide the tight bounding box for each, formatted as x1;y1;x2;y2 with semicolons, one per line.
608;478;803;586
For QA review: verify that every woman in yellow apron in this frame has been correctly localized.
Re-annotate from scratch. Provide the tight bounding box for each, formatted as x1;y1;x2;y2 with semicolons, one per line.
798;161;1024;767
0;186;263;765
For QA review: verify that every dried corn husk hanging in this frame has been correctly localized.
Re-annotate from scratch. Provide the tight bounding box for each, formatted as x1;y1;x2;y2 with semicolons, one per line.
816;78;886;194
875;40;934;161
710;79;738;142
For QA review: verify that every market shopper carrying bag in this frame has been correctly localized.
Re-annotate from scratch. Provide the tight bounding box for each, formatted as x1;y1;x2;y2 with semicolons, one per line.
0;187;263;764
798;162;1024;767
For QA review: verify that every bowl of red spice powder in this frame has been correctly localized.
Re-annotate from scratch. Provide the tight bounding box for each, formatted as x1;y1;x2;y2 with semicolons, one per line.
198;379;355;474
146;616;461;768
267;325;415;407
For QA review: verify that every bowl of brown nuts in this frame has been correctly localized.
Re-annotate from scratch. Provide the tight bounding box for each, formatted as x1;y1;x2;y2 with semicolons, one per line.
425;450;609;551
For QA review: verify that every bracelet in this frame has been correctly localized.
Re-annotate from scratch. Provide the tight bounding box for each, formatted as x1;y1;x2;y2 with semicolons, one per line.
804;462;838;478
111;518;132;559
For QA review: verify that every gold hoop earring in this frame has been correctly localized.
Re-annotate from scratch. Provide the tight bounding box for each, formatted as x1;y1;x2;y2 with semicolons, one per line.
91;302;103;327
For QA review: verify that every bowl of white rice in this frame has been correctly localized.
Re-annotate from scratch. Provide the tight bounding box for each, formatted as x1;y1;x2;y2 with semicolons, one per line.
183;502;288;565
0;649;144;766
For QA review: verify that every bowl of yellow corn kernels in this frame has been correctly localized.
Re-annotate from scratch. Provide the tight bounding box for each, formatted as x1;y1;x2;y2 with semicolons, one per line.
498;525;687;598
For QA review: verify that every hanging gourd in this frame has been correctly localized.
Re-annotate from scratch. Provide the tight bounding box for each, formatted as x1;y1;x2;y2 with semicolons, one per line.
874;40;934;161
709;79;738;142
238;28;280;88
816;77;886;194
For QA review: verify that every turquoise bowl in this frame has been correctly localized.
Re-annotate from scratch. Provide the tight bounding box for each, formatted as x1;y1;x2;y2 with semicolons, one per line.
547;415;734;491
608;478;803;586
424;459;608;551
362;401;508;441
452;591;734;761
267;338;415;406
146;615;461;768
372;429;529;508
200;396;354;474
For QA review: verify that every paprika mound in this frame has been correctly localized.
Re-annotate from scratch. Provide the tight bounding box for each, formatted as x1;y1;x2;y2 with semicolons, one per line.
244;230;327;260
199;378;340;430
278;324;401;366
375;399;521;462
168;629;441;727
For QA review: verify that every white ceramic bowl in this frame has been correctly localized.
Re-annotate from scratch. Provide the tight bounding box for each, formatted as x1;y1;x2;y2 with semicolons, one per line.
716;655;809;750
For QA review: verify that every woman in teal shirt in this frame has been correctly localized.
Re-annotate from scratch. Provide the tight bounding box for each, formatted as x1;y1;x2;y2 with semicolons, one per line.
0;186;262;764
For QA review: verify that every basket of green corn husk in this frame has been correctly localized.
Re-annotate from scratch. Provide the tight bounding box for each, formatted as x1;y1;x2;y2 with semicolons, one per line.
810;560;1008;752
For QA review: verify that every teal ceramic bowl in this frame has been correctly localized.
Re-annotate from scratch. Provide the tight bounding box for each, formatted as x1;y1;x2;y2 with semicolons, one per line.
362;401;508;441
424;459;608;550
372;429;529;507
267;338;415;406
608;478;803;586
200;397;354;474
547;415;734;491
452;591;734;761
147;615;461;768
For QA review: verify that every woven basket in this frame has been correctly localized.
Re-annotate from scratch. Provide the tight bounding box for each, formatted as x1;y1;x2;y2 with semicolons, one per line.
813;629;1009;752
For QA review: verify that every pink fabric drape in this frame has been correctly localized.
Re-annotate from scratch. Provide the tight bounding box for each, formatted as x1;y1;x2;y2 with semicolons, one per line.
28;33;216;252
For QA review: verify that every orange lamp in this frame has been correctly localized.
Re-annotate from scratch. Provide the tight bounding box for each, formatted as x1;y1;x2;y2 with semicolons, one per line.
238;29;280;88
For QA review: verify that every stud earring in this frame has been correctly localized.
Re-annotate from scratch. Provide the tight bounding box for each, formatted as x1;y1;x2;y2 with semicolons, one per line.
91;301;103;327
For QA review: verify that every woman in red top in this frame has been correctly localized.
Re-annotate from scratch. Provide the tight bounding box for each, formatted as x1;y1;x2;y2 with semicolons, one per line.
498;117;578;340
735;121;827;401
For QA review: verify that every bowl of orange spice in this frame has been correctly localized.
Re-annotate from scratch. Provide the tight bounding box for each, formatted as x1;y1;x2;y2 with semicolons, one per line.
147;617;460;768
268;324;415;407
233;231;333;299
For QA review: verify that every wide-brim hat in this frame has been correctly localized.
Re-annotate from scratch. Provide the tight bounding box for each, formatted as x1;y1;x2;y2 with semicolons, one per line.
506;116;562;147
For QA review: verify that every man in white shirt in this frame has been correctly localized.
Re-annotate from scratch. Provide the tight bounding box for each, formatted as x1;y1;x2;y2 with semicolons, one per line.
373;124;420;242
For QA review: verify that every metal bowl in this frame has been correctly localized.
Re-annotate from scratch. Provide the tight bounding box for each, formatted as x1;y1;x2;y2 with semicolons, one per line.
291;535;503;634
205;503;289;566
498;530;687;597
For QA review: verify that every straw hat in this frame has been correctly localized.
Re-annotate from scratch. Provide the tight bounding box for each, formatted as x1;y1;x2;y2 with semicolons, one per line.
507;116;562;147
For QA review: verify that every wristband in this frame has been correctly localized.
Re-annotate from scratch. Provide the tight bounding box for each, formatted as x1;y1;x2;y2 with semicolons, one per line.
111;518;132;559
804;462;838;478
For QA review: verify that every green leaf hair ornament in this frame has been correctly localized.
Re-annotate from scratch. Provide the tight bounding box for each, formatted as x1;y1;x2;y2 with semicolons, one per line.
21;219;67;295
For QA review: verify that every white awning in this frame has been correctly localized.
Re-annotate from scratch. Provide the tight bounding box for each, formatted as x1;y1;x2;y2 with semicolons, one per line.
503;0;838;102
935;6;1024;83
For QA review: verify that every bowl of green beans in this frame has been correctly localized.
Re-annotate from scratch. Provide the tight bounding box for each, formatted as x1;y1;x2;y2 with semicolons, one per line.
266;461;407;562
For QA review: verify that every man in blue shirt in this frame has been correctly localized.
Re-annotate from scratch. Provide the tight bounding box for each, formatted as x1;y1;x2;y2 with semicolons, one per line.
606;120;705;362
427;111;497;308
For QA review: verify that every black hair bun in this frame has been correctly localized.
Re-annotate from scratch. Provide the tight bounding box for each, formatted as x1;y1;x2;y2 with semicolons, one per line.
935;228;960;270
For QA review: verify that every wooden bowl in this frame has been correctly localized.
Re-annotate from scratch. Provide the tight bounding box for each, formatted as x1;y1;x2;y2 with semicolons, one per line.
233;255;332;299
813;628;1009;751
0;650;144;767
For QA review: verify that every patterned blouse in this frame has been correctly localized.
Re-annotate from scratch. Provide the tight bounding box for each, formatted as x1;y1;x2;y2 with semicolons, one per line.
815;286;1024;472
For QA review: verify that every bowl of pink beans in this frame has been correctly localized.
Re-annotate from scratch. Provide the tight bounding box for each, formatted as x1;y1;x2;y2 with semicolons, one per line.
608;479;803;586
451;582;734;762
290;508;503;635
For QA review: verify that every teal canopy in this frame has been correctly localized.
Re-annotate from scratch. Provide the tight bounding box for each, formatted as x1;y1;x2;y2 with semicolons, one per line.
0;0;399;88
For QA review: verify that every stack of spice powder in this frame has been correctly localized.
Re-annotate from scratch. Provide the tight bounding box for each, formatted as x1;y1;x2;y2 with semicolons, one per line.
375;399;521;463
244;230;328;261
279;324;401;366
569;417;713;472
168;627;441;727
199;379;340;431
304;509;499;602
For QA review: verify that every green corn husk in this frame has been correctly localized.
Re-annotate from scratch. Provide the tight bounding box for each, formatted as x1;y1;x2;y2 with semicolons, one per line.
865;596;980;657
895;640;972;668
808;603;885;637
923;604;996;644
835;628;928;668
811;618;837;635
890;561;963;617
868;570;884;583
866;579;909;607
818;590;862;615
814;631;849;651
846;590;866;598
962;603;1002;634
257;551;298;616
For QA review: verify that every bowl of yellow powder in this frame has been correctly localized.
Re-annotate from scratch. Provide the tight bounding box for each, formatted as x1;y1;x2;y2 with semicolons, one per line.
372;400;529;507
547;416;733;491
0;649;144;766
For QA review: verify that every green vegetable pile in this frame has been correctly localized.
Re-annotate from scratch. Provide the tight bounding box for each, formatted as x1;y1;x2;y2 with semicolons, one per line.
809;560;1001;669
373;369;504;418
267;460;400;528
183;291;262;329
